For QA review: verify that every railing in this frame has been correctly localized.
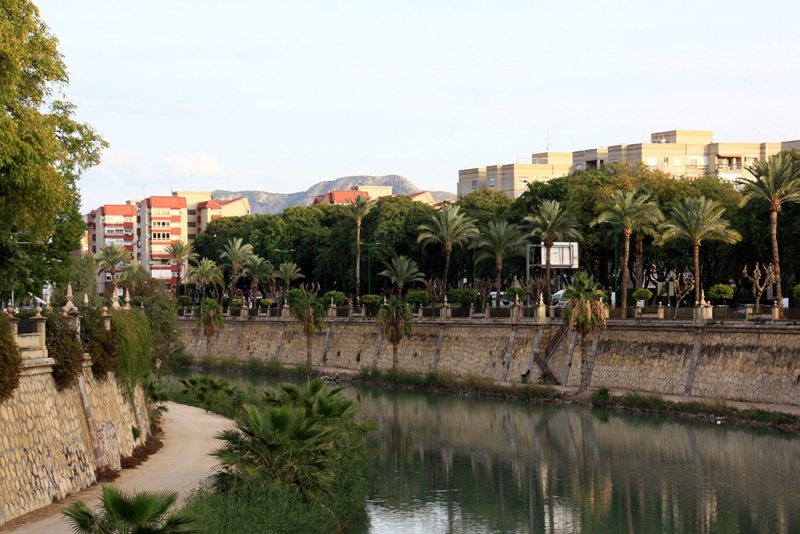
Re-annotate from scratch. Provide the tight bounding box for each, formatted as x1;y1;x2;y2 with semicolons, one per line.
422;308;438;317
451;308;470;318
684;165;709;174
247;308;259;317
364;308;379;318
269;309;281;318
488;307;511;318
336;308;351;318
716;164;742;172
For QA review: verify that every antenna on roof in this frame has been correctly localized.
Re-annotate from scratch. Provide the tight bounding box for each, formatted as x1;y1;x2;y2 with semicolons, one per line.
546;130;550;152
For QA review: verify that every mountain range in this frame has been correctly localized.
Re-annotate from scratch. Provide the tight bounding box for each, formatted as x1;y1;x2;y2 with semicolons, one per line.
213;175;456;214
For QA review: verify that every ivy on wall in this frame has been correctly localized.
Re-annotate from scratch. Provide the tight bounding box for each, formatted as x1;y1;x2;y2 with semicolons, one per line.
45;314;84;391
0;314;21;403
80;307;118;380
110;309;152;400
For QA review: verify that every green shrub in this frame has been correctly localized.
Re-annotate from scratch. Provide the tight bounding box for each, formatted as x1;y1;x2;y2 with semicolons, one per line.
264;360;285;375
177;295;192;307
46;313;85;391
146;293;189;369
447;288;478;307
618;391;668;411
200;355;218;369
218;358;240;371
80;306;118;380
110;310;152;399
131;296;144;307
502;287;525;304
404;290;429;306
632;288;652;302
708;284;734;303
360;294;382;308
244;358;266;373
590;386;613;407
284;289;304;309
258;298;273;308
0;314;21;404
322;291;346;306
383;367;421;386
516;384;562;401
231;298;244;309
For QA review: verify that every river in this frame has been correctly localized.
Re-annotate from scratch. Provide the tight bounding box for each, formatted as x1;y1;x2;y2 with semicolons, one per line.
170;370;800;533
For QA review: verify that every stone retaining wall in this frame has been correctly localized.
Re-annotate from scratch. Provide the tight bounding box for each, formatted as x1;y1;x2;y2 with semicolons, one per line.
179;318;800;405
0;324;149;526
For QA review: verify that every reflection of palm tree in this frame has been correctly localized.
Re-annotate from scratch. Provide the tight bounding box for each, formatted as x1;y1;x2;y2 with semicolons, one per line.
164;241;198;292
274;262;304;293
345;194;374;303
187;258;223;299
563;273;608;394
378;256;425;298
220;237;254;306
418;205;478;296
593;190;662;315
472;221;528;297
377;298;413;369
63;485;197;533
740;153;800;310
525;200;582;305
657;196;742;306
95;243;132;290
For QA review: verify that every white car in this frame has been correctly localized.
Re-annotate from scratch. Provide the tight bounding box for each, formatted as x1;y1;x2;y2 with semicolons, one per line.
489;292;512;307
551;289;566;303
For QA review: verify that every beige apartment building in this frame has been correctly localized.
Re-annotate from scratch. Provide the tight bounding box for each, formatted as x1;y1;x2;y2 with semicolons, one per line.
459;129;798;198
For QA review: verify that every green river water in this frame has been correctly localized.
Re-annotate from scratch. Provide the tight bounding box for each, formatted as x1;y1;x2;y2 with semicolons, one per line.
170;370;800;533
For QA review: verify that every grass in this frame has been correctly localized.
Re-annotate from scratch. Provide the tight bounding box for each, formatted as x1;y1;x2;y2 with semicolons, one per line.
193;356;318;378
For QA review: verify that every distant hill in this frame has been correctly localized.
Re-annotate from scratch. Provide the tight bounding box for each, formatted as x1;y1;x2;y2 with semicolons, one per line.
213;175;456;214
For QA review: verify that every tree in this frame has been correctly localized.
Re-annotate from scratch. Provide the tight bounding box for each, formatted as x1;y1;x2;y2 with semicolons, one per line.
562;273;609;394
740;153;800;310
275;262;304;293
117;262;152;297
345;194;374;304
164;241;198;292
95;244;132;291
472;221;528;297
378;256;425;298
456;189;513;225
187;258;223;299
219;237;254;306
525;200;582;304
417;205;477;296
289;290;324;367
197;298;224;341
63;485;197;534
377;298;413;369
593;190;663;315
657;197;742;306
242;256;274;305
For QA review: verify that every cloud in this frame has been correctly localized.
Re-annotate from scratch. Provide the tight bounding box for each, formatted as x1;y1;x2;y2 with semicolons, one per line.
178;103;206;114
165;152;223;178
103;147;155;181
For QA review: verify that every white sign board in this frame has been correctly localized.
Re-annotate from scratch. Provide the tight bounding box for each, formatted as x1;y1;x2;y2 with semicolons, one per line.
540;242;579;269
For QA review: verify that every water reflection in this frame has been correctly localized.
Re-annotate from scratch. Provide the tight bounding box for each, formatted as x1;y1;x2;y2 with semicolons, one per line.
169;371;800;533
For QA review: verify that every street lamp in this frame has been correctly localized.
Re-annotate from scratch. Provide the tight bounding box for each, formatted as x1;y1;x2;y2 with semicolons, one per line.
360;242;380;295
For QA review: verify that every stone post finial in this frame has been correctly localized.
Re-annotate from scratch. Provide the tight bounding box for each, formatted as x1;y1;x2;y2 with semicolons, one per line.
64;282;75;312
7;306;13;318
125;288;131;305
35;306;42;318
112;286;121;310
383;295;388;305
538;293;544;306
62;305;69;317
83;292;89;305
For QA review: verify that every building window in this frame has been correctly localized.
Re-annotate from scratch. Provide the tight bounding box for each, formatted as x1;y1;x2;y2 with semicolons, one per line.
471;180;477;189
488;178;496;186
151;232;171;241
104;215;122;223
187;209;196;215
152;220;170;228
188;234;196;240
674;157;682;166
211;209;221;215
518;178;528;185
663;157;669;167
106;228;125;235
188;222;196;227
152;208;170;216
646;157;658;167
124;217;133;222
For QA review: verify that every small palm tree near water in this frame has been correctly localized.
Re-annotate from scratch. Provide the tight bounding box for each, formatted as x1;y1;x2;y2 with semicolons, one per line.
63;485;198;533
289;289;324;367
377;298;413;369
562;272;609;394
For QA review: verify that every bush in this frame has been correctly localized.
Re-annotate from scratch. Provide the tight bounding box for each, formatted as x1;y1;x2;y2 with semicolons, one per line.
177;295;192;307
360;294;382;308
502;287;525;304
404;290;429;306
95;465;120;483
80;306;118;380
447;288;478;307
284;289;304;309
516;384;562;400
131;296;145;307
708;284;734;303
231;298;244;309
632;288;652;302
258;298;273;308
322;291;346;306
590;386;613;407
0;314;21;404
110;310;152;399
618;391;668;411
46;313;85;391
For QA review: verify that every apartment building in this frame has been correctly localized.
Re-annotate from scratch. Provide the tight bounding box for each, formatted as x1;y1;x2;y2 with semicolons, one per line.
89;191;250;291
459;129;794;198
312;185;437;206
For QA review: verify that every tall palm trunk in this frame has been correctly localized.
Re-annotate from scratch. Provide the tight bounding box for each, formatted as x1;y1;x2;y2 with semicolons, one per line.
443;244;452;302
770;210;782;309
634;236;644;290
306;334;312;367
545;244;552;305
392;343;398;369
620;228;632;318
693;241;701;306
355;221;362;303
495;258;503;302
228;266;237;308
578;334;590;394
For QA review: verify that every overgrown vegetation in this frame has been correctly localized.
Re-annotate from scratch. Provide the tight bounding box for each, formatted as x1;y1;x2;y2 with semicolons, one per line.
145;293;191;369
80;306;118;380
0;314;21;403
46;313;85;391
110;310;152;399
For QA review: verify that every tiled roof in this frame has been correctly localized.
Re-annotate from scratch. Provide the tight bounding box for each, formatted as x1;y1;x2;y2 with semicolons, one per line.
147;196;187;208
100;205;137;216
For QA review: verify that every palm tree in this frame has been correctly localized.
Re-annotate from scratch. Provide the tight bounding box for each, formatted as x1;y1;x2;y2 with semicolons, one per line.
242;256;274;305
377;298;413;369
378;255;425;298
740;153;800;310
197;298;224;341
472;221;528;299
525;200;582;305
592;190;663;316
95;243;132;290
289;290;324;367
345;193;374;304
164;241;198;293
117;262;152;297
274;261;304;293
63;485;198;533
417;204;478;297
187;258;223;299
562;273;609;394
657;196;742;306
219;237;254;307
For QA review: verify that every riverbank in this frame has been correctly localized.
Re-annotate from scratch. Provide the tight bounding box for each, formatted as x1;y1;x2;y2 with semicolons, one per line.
178;360;800;434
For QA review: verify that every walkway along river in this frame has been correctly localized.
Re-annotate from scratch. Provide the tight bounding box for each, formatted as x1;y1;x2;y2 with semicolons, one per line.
171;370;800;533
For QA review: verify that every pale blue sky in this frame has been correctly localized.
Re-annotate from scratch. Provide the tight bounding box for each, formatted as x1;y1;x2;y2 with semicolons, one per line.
35;0;800;211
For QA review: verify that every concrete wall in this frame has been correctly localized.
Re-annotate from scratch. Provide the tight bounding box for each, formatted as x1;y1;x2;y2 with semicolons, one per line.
180;317;800;406
0;323;149;526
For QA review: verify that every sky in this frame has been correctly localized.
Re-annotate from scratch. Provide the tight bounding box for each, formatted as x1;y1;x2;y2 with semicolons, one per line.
34;0;800;212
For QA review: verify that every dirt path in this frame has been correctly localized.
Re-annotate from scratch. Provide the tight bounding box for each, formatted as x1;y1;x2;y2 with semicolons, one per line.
0;402;232;534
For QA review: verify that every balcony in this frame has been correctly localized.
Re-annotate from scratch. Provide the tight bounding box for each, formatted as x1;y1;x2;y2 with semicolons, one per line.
684;165;709;175
716;164;742;173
